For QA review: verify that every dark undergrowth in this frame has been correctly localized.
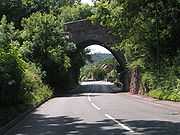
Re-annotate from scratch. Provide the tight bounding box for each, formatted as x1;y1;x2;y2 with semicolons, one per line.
0;104;30;127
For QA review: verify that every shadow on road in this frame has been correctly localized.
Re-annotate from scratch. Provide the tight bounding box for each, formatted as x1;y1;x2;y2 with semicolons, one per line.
12;113;180;135
126;120;180;135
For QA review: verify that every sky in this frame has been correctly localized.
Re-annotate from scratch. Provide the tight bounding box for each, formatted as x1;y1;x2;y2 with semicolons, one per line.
86;45;111;54
81;0;93;4
81;0;110;54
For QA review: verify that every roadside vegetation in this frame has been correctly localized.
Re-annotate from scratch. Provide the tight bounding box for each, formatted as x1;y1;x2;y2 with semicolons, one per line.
80;56;119;82
0;0;93;127
90;0;180;101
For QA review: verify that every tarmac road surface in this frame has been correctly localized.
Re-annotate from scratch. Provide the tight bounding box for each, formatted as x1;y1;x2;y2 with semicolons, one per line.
5;81;180;135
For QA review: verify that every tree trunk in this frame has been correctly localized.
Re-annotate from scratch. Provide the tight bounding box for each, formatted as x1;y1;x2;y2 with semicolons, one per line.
129;67;141;94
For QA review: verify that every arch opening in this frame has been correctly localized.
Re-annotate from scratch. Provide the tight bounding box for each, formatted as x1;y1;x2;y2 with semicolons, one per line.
79;44;129;92
77;40;127;68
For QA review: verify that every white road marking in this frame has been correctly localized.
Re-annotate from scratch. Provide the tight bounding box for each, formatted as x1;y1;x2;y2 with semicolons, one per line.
88;93;101;110
105;114;135;133
91;103;101;110
88;93;92;102
87;82;135;133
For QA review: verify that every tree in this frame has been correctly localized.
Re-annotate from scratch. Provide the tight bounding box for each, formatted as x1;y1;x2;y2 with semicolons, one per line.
90;0;180;98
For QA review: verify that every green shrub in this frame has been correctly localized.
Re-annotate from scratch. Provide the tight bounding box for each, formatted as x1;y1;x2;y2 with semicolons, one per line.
149;89;180;102
0;16;52;106
0;49;52;106
20;62;52;105
91;0;180;100
93;67;106;81
0;50;22;105
21;12;81;90
80;58;119;81
107;69;118;82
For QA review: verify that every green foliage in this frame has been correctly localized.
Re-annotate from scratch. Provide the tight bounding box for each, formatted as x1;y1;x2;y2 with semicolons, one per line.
91;0;180;101
107;69;118;82
0;16;19;50
0;50;22;105
58;4;93;23
0;0;26;28
0;0;179;107
149;83;180;102
0;16;52;106
80;57;118;81
20;62;52;105
80;65;94;80
0;0;94;126
19;3;93;90
0;0;82;28
21;12;75;89
93;67;106;81
0;46;52;106
22;0;80;9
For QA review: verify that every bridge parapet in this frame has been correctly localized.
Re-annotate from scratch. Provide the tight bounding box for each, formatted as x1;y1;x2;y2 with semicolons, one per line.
64;19;118;46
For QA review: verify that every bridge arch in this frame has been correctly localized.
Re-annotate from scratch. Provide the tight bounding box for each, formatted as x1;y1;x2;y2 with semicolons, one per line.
64;19;129;91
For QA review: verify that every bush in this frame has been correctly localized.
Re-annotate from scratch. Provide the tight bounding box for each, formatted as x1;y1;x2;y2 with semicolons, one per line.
0;49;52;106
21;12;80;91
0;16;52;106
20;62;53;105
107;69;118;82
0;50;22;105
149;89;180;102
80;58;119;82
91;0;180;100
93;67;106;81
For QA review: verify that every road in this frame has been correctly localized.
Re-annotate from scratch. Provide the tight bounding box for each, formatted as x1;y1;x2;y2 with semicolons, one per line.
5;81;180;135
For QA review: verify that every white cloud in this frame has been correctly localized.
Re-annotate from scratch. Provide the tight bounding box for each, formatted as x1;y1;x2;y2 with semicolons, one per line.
86;45;111;54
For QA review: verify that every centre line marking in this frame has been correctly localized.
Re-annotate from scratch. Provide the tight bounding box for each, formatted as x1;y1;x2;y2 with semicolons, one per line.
88;94;92;102
91;103;101;110
105;114;135;133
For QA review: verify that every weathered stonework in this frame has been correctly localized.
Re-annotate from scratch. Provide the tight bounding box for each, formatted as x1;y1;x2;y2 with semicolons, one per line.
64;19;126;67
64;19;131;91
129;67;141;94
64;19;117;45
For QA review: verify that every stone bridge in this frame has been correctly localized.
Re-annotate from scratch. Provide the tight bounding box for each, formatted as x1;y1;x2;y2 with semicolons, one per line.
64;19;126;67
64;19;130;91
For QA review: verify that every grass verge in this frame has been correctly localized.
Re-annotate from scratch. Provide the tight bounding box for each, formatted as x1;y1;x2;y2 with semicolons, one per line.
148;89;180;102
